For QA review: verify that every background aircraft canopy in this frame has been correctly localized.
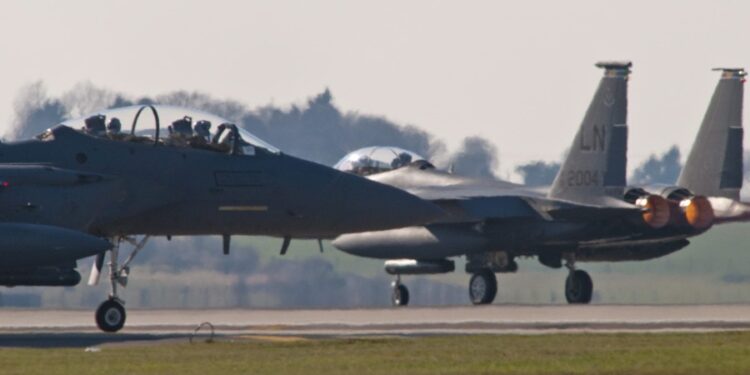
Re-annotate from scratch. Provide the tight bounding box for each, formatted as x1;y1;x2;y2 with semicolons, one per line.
57;105;280;154
334;146;426;176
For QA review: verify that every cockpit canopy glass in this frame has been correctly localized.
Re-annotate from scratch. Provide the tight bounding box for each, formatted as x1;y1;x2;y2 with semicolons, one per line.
52;105;280;154
334;146;427;176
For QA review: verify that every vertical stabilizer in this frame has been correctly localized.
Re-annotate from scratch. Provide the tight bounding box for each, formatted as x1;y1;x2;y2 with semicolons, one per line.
677;68;745;200
548;61;631;204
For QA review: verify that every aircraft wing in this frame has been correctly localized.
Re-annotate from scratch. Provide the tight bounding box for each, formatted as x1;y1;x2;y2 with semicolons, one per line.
435;192;642;223
367;164;642;222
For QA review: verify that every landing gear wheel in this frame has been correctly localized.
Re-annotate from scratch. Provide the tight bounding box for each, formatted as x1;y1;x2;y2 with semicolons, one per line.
469;270;497;305
391;284;410;306
96;299;126;333
565;270;593;304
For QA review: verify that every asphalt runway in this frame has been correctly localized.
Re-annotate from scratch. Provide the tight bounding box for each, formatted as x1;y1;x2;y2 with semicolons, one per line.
2;305;750;347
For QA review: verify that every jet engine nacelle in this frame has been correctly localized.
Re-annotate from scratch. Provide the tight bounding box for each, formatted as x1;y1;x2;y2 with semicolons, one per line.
384;259;455;275
622;188;670;228
644;186;715;230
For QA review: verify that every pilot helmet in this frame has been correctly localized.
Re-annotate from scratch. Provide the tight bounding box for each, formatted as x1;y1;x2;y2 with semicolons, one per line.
398;152;413;164
356;155;372;167
194;120;212;139
107;117;122;134
391;152;412;169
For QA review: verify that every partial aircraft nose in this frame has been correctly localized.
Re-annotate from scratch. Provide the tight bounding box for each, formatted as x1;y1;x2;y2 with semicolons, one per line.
325;171;445;234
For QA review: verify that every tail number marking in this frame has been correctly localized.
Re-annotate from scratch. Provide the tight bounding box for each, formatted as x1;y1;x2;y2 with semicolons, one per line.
566;170;600;187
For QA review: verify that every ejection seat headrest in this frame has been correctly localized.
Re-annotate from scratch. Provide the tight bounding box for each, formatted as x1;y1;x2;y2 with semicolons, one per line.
84;114;106;134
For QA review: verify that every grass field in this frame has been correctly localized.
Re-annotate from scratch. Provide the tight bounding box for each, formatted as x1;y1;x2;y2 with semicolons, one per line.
3;332;750;375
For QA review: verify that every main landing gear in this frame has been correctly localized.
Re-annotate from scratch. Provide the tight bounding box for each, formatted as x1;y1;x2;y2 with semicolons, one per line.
391;275;410;306
564;258;593;304
89;236;150;332
386;255;593;306
469;270;497;305
390;270;499;307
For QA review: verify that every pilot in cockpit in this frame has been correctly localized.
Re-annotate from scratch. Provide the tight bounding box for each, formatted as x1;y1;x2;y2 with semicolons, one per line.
391;152;413;169
106;117;123;140
352;155;373;175
193;120;211;144
107;117;121;134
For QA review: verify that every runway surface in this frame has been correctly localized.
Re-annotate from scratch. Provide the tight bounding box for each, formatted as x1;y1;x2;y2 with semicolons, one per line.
1;305;750;347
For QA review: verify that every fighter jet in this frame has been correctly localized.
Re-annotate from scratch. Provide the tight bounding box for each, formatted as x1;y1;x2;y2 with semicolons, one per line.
332;62;720;306
0;105;443;332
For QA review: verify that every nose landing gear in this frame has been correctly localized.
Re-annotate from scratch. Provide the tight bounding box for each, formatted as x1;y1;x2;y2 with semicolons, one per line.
91;236;150;333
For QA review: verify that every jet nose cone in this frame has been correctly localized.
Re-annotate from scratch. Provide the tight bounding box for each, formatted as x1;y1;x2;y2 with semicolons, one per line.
330;173;445;233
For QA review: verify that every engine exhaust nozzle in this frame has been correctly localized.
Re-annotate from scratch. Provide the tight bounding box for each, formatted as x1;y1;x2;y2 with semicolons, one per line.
680;195;714;230
634;194;670;229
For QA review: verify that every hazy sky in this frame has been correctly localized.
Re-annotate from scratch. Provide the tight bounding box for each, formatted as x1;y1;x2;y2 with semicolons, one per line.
0;0;747;177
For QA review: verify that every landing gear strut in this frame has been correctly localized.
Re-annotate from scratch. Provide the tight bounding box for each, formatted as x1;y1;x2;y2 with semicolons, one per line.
564;257;593;304
469;269;497;305
92;236;150;333
391;275;409;306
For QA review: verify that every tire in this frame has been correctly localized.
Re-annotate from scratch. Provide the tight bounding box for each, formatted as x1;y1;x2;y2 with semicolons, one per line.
95;299;126;333
391;284;410;306
469;270;497;305
565;270;593;304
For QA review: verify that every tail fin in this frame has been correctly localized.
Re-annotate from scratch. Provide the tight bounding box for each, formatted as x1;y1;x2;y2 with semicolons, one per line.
677;68;745;200
548;61;631;204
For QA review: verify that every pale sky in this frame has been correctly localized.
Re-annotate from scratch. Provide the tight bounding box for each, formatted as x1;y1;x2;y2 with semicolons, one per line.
0;0;747;178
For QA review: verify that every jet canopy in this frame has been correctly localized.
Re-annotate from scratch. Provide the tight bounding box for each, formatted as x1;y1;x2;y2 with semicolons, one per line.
334;146;428;176
51;105;280;155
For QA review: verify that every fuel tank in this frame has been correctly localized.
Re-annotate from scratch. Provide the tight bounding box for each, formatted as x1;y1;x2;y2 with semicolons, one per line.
0;267;81;286
332;225;488;259
0;223;111;268
384;259;455;275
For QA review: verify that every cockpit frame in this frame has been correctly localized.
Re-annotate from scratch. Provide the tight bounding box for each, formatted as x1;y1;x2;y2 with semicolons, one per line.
130;105;160;146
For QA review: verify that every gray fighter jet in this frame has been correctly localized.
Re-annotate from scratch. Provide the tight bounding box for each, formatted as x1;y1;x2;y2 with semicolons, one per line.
332;62;724;307
0;105;443;331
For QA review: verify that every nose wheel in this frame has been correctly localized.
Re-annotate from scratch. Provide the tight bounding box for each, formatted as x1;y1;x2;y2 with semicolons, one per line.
469;270;497;305
95;298;126;333
391;276;410;306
